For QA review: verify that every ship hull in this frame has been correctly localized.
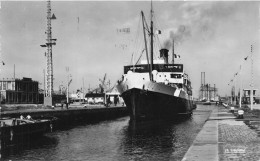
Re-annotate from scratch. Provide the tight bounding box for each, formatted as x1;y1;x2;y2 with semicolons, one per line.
121;88;193;121
116;73;195;121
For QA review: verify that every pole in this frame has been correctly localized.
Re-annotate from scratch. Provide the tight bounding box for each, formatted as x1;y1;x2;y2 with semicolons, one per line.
172;40;175;64
214;84;216;101
250;45;254;110
14;64;15;79
209;84;211;101
43;69;45;96
201;72;203;101
67;75;69;108
66;67;69;109
239;65;242;108
204;72;205;100
82;77;84;102
231;84;233;105
150;2;154;81
207;84;209;101
234;76;236;105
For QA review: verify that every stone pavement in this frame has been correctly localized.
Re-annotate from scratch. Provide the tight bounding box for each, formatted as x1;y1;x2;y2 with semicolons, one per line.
182;105;260;161
253;104;260;110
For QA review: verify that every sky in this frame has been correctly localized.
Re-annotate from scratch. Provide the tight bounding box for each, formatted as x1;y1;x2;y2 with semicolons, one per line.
1;1;260;98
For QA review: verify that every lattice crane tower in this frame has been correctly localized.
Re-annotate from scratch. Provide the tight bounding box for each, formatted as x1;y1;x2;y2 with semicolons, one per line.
41;0;57;99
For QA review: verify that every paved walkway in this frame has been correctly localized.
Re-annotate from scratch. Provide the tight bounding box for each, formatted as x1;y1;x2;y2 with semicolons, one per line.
253;104;260;110
182;105;260;161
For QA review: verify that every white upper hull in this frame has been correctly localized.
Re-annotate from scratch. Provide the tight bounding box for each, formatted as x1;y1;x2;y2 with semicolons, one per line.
117;72;192;101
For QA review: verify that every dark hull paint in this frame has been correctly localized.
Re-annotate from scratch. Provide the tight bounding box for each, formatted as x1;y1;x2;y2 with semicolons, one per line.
0;120;51;143
121;88;194;121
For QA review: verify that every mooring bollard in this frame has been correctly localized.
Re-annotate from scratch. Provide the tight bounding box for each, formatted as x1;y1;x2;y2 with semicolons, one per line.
237;110;244;119
230;107;235;113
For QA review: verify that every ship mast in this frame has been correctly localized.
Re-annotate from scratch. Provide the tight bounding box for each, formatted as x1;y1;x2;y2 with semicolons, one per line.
150;1;154;81
141;11;151;80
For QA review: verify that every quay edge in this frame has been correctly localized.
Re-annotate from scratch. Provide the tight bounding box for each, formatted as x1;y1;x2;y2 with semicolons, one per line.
1;106;128;127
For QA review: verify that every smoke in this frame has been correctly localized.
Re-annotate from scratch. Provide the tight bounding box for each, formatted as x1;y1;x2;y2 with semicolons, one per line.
163;25;191;49
163;1;245;49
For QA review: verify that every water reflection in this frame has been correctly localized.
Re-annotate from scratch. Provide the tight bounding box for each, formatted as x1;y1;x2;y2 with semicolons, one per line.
118;117;194;161
0;135;58;160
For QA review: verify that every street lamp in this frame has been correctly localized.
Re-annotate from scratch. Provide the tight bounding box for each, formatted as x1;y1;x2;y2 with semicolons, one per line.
66;67;72;109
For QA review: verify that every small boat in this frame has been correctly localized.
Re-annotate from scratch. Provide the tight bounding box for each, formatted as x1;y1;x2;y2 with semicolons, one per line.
0;117;53;142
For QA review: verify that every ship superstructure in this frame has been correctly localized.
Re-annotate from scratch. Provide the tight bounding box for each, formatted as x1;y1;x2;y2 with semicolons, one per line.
117;48;194;121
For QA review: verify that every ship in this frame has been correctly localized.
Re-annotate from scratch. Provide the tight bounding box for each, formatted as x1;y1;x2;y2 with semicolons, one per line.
116;5;196;121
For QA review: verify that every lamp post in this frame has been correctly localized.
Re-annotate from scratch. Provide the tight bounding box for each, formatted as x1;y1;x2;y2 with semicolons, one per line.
234;76;236;105
66;67;72;109
250;45;254;110
230;81;233;105
239;65;242;108
0;61;5;105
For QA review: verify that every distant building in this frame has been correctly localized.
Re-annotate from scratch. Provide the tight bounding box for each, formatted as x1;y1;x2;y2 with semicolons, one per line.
105;87;124;106
199;84;218;101
242;89;259;104
85;93;105;104
0;77;39;104
70;90;85;102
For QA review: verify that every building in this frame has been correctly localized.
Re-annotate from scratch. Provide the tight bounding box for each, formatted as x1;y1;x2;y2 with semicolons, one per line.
242;89;259;104
0;77;39;104
70;90;85;103
105;87;124;106
199;84;218;101
85;93;105;104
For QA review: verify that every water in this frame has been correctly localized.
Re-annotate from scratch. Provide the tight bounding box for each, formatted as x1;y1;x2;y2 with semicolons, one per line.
1;105;213;161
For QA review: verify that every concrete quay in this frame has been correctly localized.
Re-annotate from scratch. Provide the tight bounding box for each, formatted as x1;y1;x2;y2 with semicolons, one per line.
0;105;128;125
182;105;260;161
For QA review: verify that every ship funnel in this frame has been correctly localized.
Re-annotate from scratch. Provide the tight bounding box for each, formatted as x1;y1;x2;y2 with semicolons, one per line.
160;49;169;64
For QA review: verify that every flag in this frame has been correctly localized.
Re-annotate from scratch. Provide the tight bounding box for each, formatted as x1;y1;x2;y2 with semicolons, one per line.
51;13;56;20
156;30;161;34
174;54;180;58
68;79;72;86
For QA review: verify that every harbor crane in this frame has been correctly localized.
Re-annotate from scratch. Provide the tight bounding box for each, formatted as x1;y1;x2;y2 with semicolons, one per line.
88;74;109;94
